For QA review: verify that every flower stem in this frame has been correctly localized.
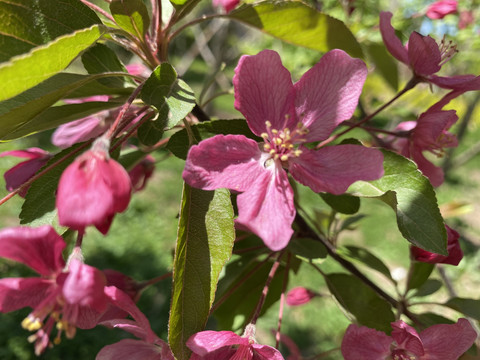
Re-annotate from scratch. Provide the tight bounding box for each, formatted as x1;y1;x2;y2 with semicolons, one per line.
275;253;291;348
316;77;418;149
138;272;172;289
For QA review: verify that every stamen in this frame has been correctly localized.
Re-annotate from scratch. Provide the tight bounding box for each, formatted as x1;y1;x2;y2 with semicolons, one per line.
22;316;43;331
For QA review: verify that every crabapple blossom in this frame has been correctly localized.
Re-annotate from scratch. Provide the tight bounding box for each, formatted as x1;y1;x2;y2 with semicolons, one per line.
286;287;317;306
187;323;285;360
341;318;477;360
183;49;384;250
0;148;51;197
426;0;458;19
128;154;155;192
411;225;463;265
56;136;131;234
380;11;480;90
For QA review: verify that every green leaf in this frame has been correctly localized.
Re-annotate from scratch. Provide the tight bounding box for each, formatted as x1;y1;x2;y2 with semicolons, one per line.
137;117;164;146
0;73;131;141
0;0;101;62
325;273;395;332
167;119;260;159
444;298;480;320
213;256;286;330
110;0;150;39
169;185;235;360
0;24;106;102
287;237;327;262
349;150;447;255
169;0;202;23
365;42;399;91
140;63;196;133
3;98;126;141
20;144;86;226
337;246;394;282
228;1;363;58
406;262;434;292
81;43;130;88
410;279;442;298
320;193;360;214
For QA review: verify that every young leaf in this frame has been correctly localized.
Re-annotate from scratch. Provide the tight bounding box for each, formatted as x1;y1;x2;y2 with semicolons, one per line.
81;43;130;88
169;0;202;23
140;63;196;134
326;273;395;332
169;185;235;360
167;119;259;159
20;144;86;226
348;150;447;255
228;1;363;58
0;0;101;62
320;193;360;215
0;24;106;102
110;0;150;39
0;73;131;141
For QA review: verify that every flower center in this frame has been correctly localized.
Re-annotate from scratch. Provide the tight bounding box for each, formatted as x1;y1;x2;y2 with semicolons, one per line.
438;36;458;67
390;348;418;360
261;121;308;163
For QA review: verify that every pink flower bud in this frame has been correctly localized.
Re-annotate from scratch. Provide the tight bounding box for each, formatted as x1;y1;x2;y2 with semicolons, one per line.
411;225;463;265
286;287;317;306
128;155;155;192
426;0;458;20
212;0;240;13
56;138;131;234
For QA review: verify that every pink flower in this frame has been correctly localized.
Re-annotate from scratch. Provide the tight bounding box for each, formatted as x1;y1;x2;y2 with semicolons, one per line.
0;148;51;197
341;319;477;360
183;49;384;251
97;286;174;360
380;11;479;90
56;137;132;234
458;10;474;29
128;155;155;192
286;287;317;306
212;0;240;13
411;225;463;265
426;0;458;19
0;226;110;355
187;324;285;360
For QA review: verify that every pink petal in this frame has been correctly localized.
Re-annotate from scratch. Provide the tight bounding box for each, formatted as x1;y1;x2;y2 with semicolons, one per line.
411;148;445;187
0;277;56;312
379;12;409;65
236;163;295;251
96;339;169;360
187;330;246;356
183;134;266;193
0;147;49;159
212;0;240;13
286;287;317;306
62;260;108;313
233;50;296;136
411;225;463;265
51;114;109;148
294;49;367;142
391;320;424;356
429;74;480;90
100;319;150;340
289;145;384;195
341;324;392;360
426;0;458;19
252;344;286;360
0;226;65;276
407;32;441;76
414;110;458;148
420;318;477;360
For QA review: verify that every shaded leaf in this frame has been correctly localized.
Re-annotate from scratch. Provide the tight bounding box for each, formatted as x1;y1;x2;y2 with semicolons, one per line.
337;246;394;282
320;193;360;214
410;279;442;298
406;262;434;292
140;63;196;134
137;117;164;146
365;42;398;91
110;0;150;39
169;185;235;360
326;273;395;332
228;1;363;58
0;0;101;62
349;150;447;255
0;24;106;102
444;298;480;320
0;73;131;141
167;119;259;159
288;237;327;262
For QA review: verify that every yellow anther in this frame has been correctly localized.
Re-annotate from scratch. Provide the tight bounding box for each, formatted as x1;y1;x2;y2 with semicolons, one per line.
274;138;282;145
263;143;271;150
27;334;38;343
280;155;289;161
294;150;303;157
273;154;279;160
56;321;65;330
269;149;276;155
22;316;42;331
54;337;61;345
265;121;272;128
261;132;268;139
288;144;294;149
271;129;278;134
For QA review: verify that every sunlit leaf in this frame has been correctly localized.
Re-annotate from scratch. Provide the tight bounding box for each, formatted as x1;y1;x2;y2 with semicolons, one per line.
110;0;150;39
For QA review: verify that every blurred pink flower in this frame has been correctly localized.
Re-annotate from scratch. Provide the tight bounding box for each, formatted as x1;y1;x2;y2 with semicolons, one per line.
341;319;477;360
56;137;131;234
0;148;51;197
183;49;384;251
212;0;240;13
286;287;317;306
426;0;458;19
411;225;463;265
97;286;174;360
129;155;155;192
458;10;474;29
380;11;479;90
187;324;285;360
0;226;110;355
